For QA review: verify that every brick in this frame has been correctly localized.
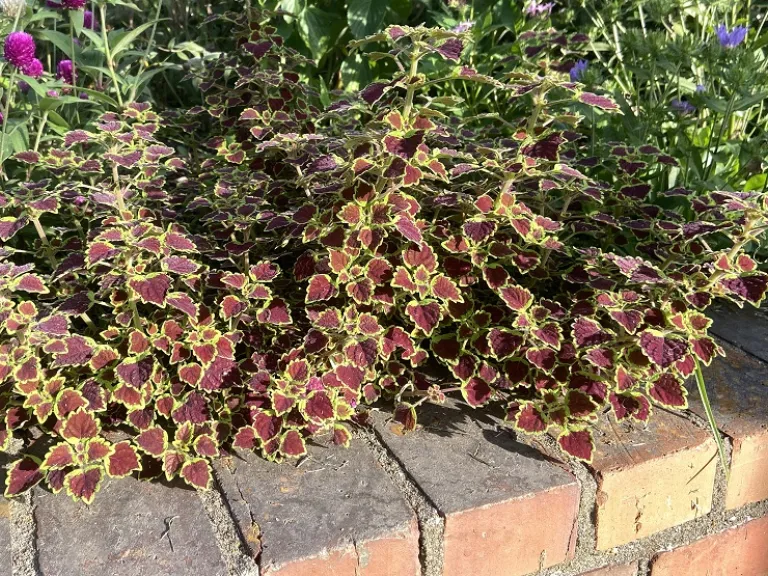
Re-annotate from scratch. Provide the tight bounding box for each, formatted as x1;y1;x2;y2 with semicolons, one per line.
215;443;420;576
709;305;768;363
34;477;226;576
580;562;637;576
692;340;768;509
590;410;717;550
372;403;579;576
650;515;768;575
0;498;10;575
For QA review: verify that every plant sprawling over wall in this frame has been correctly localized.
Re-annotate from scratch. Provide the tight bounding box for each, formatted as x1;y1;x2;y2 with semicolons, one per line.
1;11;767;503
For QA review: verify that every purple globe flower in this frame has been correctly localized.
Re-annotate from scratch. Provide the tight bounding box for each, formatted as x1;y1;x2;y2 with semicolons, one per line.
18;80;30;93
21;57;44;78
46;0;86;8
79;92;88;100
4;31;36;68
671;99;696;114
46;89;59;98
716;24;747;48
0;112;4;124
57;59;75;84
570;59;588;82
83;10;99;30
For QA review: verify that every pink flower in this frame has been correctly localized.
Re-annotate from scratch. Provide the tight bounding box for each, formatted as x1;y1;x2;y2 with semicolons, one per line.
21;57;44;78
4;31;36;68
57;59;75;84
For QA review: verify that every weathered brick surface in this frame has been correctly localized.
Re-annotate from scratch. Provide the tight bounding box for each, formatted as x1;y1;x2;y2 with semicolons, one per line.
590;410;717;550
650;515;768;575
579;562;637;576
0;498;10;576
372;403;580;576
709;305;768;363
34;477;227;576
215;443;420;576
692;340;768;509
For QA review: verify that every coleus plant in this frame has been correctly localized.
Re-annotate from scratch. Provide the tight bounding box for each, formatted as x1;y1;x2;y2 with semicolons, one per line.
1;10;767;504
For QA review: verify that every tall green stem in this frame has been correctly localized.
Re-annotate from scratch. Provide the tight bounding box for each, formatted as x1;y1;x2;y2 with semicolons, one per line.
694;359;729;481
100;3;124;107
128;0;163;102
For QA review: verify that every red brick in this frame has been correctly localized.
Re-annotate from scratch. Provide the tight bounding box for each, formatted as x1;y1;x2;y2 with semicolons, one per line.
590;410;717;549
215;444;420;576
268;521;420;576
579;562;637;576
727;433;768;509
372;403;580;576
650;515;768;575
442;483;578;576
691;341;768;509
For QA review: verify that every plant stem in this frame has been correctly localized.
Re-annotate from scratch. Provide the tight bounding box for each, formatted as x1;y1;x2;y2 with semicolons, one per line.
0;71;19;176
27;111;49;180
128;0;163;102
30;217;58;269
402;47;422;122
703;92;736;181
112;164;127;214
694;358;729;481
100;3;124;107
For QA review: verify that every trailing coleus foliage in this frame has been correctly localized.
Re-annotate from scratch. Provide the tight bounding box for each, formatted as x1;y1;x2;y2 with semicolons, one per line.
1;10;766;503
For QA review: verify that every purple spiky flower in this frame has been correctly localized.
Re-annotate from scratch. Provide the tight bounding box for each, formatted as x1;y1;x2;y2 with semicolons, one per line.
671;99;696;114
716;24;747;48
525;1;555;16
570;59;588;82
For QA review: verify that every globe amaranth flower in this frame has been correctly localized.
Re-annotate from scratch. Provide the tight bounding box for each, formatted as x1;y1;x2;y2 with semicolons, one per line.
57;59;75;84
47;0;86;8
0;0;26;18
21;57;43;78
570;59;588;82
0;112;4;124
716;24;747;48
83;9;98;30
695;84;705;92
46;89;59;98
525;1;555;16
671;99;696;114
4;31;36;68
18;80;30;93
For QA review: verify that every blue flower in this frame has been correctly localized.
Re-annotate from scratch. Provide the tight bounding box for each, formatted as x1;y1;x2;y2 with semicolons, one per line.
570;59;588;82
716;24;747;48
695;84;705;92
671;99;696;114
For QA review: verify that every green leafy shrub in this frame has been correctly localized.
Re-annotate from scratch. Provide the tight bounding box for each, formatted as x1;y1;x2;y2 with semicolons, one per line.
1;9;767;503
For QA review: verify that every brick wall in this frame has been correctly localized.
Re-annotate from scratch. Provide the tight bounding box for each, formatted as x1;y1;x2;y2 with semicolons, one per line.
2;305;767;576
